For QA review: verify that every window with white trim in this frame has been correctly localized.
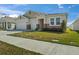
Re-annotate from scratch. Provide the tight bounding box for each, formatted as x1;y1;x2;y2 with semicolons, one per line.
50;18;54;25
56;18;60;25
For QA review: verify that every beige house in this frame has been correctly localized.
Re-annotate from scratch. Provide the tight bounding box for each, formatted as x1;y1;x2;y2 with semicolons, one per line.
0;11;67;31
69;18;79;30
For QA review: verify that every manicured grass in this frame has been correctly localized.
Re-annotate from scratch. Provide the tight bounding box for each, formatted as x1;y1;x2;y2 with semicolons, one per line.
0;41;41;55
9;29;79;47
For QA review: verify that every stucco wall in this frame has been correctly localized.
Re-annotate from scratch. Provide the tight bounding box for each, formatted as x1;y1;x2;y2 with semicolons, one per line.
15;18;29;30
35;14;67;29
30;18;38;30
0;12;67;31
0;17;15;22
47;14;67;26
0;16;30;31
73;20;79;30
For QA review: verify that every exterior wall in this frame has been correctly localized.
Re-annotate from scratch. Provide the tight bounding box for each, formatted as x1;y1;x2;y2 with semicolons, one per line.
16;20;26;30
0;16;30;31
24;11;67;31
36;14;67;30
0;12;67;31
30;13;67;30
69;20;79;31
46;14;67;29
15;18;29;31
30;18;38;30
73;20;79;30
0;17;16;30
0;17;15;22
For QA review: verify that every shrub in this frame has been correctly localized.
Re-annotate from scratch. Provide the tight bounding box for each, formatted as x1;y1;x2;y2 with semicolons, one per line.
42;28;62;32
35;27;39;31
61;20;66;32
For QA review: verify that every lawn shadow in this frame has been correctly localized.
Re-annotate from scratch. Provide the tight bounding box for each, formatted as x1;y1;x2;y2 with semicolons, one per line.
75;31;79;33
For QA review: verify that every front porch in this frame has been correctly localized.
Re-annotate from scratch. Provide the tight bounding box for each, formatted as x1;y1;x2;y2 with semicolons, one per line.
0;22;16;30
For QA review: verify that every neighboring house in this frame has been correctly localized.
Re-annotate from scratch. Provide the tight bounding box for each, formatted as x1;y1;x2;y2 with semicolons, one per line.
0;16;29;31
0;11;67;31
69;18;79;31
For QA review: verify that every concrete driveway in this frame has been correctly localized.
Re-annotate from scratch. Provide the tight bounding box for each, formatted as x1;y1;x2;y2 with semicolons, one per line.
0;31;79;55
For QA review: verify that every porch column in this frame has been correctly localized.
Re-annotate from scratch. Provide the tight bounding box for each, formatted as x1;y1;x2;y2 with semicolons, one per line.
2;22;5;29
6;22;8;30
54;18;56;25
4;22;6;30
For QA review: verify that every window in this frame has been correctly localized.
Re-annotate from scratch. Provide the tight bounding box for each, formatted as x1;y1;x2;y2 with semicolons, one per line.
27;24;31;30
56;18;60;25
50;18;54;25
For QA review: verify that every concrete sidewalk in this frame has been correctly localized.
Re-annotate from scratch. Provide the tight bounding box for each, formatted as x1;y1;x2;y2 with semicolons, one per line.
0;31;79;55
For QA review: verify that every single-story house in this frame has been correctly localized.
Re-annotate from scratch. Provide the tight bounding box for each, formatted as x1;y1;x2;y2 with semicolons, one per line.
0;11;67;31
69;18;79;31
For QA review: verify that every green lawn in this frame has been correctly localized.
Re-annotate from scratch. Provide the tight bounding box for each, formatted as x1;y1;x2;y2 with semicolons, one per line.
9;29;79;47
0;41;41;55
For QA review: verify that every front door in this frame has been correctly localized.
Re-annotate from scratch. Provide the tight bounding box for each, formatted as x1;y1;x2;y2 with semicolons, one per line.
39;19;44;30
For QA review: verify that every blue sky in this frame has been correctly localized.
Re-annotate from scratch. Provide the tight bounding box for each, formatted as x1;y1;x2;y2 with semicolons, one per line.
0;4;79;25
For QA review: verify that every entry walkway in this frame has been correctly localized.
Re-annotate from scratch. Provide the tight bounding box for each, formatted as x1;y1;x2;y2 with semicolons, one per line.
0;31;79;55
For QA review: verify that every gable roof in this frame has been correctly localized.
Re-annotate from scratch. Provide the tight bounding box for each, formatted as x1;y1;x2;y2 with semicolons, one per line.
23;10;47;18
71;17;79;25
0;15;29;21
23;10;67;19
17;15;28;19
68;17;79;27
24;10;47;15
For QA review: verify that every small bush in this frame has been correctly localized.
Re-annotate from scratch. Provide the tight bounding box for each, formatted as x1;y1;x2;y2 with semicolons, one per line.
42;28;62;32
61;20;66;32
69;28;73;31
35;27;39;31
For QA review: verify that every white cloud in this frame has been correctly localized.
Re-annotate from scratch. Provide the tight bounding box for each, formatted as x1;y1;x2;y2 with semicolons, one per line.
0;9;24;15
9;14;19;17
57;4;64;8
68;5;75;9
0;7;24;15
